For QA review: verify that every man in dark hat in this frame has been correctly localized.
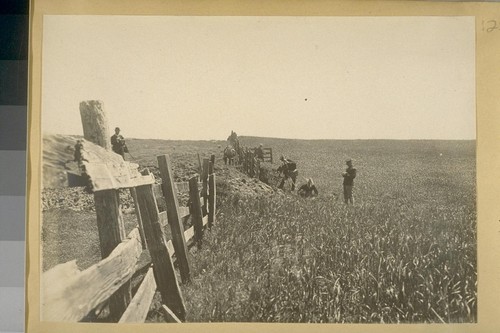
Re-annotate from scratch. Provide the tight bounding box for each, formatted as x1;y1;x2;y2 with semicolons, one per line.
342;158;357;204
111;127;128;159
255;143;265;161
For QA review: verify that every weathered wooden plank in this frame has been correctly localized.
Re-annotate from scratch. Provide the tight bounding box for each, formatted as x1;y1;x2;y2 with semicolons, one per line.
161;209;191;230
94;190;126;257
167;220;207;257
94;189;131;320
178;206;190;219
189;176;204;248
159;211;168;227
183;226;195;244
201;159;209;182
152;183;163;201
208;168;216;229
185;215;206;245
42;229;142;322
250;151;255;177
197;153;202;176
161;304;182;323
135;183;186;321
130;187;147;250
201;159;209;216
157;154;191;284
84;161;155;192
118;267;157;323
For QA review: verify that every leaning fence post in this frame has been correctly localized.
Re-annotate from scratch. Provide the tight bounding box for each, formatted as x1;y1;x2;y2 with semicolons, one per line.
202;158;209;216
135;183;186;321
246;151;251;176
94;189;131;321
197;153;202;176
129;187;147;250
250;152;256;178
157;154;191;284
255;157;260;179
208;159;216;229
189;176;204;248
243;151;247;174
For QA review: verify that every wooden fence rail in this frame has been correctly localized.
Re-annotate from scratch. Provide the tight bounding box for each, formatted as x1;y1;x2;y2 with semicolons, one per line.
42;153;216;323
237;149;262;180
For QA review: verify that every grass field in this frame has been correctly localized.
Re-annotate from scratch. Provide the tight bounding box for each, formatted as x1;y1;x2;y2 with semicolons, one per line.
180;138;476;323
42;137;476;323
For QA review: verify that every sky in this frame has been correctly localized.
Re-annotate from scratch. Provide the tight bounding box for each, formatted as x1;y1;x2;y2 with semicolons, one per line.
41;15;476;140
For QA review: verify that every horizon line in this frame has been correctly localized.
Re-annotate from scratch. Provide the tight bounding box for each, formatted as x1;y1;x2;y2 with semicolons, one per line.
44;132;476;142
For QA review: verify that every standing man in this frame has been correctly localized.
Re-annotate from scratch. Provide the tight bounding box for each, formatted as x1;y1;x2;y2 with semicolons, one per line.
255;144;265;161
278;155;298;191
342;158;357;204
111;127;128;159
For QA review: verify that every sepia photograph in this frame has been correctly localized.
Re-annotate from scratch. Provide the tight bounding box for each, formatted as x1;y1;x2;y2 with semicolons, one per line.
37;13;477;326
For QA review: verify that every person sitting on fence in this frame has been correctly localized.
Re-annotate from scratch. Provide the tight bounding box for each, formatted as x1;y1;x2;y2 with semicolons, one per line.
73;140;89;165
298;178;318;198
255;144;264;161
277;155;298;191
111;127;128;159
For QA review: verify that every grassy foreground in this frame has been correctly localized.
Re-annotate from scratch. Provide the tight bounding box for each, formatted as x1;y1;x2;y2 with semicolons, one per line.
179;140;476;323
41;137;476;323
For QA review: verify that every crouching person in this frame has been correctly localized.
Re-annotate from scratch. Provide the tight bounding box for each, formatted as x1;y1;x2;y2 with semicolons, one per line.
298;178;318;198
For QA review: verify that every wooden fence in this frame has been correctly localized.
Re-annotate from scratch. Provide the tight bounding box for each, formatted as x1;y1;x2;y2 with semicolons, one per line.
239;149;261;179
42;153;217;323
236;147;273;179
253;147;273;163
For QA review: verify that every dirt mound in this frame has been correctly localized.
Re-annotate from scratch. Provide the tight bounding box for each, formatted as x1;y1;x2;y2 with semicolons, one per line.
42;187;135;212
41;134;280;212
215;164;276;199
43;134;84;188
257;162;282;187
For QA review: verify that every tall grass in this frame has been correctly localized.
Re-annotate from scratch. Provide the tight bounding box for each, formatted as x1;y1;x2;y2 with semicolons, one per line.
181;141;476;323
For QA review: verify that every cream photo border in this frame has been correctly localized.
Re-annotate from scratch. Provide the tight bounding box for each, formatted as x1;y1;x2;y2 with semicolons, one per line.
27;0;499;332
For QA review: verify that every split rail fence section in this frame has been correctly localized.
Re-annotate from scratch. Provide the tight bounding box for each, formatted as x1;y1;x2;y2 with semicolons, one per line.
237;147;273;179
42;153;217;323
240;149;260;179
254;147;273;163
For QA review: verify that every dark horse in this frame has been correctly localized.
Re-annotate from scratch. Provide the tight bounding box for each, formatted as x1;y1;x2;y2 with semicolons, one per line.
223;146;237;165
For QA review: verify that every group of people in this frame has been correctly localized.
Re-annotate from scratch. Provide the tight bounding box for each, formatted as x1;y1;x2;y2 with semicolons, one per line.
278;155;356;204
75;128;356;204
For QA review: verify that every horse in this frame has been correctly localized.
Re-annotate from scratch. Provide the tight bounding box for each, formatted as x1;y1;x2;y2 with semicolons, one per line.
223;146;237;165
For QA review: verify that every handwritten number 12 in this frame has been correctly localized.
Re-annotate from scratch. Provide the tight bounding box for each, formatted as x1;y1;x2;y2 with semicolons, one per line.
483;20;499;33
